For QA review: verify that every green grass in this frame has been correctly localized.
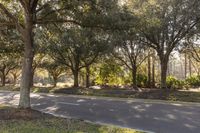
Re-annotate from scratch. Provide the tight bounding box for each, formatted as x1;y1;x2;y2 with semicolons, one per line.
0;118;142;133
0;85;20;91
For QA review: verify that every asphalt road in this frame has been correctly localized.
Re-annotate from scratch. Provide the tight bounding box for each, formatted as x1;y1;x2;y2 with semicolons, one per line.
0;91;200;133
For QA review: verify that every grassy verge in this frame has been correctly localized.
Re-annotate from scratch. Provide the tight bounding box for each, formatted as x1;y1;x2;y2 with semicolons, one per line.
1;85;200;103
0;119;142;133
0;104;142;133
53;87;200;103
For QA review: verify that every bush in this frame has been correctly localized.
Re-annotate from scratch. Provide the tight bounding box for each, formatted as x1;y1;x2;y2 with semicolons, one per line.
166;76;185;89
32;87;51;93
185;75;200;87
137;74;148;87
95;60;125;86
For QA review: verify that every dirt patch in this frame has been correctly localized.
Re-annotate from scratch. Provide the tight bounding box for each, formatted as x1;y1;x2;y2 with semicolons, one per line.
0;106;52;120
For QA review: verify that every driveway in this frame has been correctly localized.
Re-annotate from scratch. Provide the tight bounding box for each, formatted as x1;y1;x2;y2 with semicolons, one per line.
0;91;200;133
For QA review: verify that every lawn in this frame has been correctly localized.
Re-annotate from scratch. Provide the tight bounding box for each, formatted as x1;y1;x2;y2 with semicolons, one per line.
52;87;200;103
0;104;142;133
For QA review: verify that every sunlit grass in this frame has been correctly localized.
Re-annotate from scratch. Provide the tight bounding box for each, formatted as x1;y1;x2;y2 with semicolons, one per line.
0;118;142;133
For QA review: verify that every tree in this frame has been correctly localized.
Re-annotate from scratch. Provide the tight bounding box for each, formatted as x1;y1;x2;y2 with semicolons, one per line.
188;41;200;62
0;0;42;108
0;26;22;86
40;59;65;87
127;0;200;89
10;68;21;85
0;0;114;108
112;30;148;89
0;54;20;86
47;26;108;87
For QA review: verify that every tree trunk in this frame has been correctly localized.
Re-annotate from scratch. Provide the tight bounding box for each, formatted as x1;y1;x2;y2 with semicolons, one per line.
13;74;17;85
185;52;187;78
53;77;57;87
30;70;34;87
147;53;151;87
73;70;79;87
19;13;35;109
189;55;192;77
1;73;6;86
160;58;169;89
131;65;137;89
152;55;155;87
85;65;90;88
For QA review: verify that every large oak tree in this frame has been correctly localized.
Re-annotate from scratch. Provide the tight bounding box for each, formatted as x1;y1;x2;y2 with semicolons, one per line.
128;0;200;89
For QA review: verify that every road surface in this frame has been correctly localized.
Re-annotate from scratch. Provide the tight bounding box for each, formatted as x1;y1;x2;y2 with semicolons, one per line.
0;91;200;133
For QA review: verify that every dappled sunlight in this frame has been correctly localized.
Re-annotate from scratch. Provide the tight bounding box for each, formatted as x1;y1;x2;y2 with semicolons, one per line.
77;99;86;103
41;105;60;113
153;117;171;122
134;115;142;119
89;108;94;113
30;93;41;98
166;114;176;120
171;103;183;107
184;123;197;129
109;109;115;112
131;105;146;112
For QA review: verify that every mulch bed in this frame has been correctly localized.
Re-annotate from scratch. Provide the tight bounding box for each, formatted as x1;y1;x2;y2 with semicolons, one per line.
0;106;53;120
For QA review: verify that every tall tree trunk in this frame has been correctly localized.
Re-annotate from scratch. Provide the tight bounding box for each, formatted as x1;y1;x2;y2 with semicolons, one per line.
73;70;79;87
131;65;137;89
185;52;187;78
1;73;6;86
30;70;34;87
189;55;192;77
160;57;169;89
19;13;35;109
85;65;90;88
53;76;57;87
152;55;155;87
147;53;151;87
13;74;17;85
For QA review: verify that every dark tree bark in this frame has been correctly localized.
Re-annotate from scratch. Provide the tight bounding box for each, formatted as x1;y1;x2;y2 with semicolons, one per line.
29;70;34;87
53;76;58;87
151;55;155;87
73;70;79;87
85;65;90;88
189;55;192;77
160;56;169;89
1;73;6;86
185;52;187;78
131;64;137;89
147;53;151;87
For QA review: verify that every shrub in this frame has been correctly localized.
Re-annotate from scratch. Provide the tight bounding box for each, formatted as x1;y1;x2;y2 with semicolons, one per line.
95;60;125;86
137;74;148;87
166;76;185;89
185;75;200;87
32;87;51;93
